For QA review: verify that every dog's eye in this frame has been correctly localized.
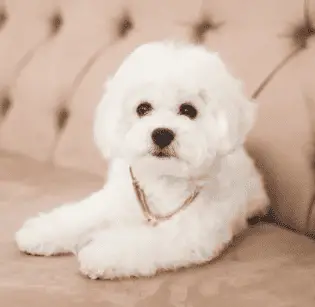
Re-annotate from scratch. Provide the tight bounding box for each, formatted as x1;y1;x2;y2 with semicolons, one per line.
179;103;198;119
136;102;153;117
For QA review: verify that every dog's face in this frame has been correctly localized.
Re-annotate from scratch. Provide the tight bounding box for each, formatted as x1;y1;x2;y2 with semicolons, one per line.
95;42;256;178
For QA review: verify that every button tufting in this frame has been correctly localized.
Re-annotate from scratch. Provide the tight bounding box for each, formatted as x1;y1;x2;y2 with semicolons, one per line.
291;23;315;49
50;12;63;35
253;0;314;99
117;13;133;38
0;10;7;30
56;106;70;131
0;96;12;117
290;0;315;49
193;17;222;43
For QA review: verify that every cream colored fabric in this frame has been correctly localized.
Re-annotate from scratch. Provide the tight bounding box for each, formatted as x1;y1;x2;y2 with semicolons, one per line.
1;155;315;307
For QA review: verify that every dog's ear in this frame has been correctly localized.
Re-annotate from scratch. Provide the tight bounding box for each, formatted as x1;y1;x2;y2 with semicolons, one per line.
200;51;256;155
216;80;257;155
94;78;124;159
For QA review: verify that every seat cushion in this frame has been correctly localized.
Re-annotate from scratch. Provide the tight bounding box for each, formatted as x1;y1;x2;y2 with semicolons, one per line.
1;154;315;307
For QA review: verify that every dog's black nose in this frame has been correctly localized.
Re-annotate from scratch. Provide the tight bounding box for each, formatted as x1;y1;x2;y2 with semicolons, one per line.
151;128;175;148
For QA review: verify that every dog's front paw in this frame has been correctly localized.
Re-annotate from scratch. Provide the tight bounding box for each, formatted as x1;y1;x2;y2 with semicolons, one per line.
15;215;66;256
78;242;117;280
77;231;157;279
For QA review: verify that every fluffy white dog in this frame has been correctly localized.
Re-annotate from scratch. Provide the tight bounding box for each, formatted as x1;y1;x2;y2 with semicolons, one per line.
15;41;269;279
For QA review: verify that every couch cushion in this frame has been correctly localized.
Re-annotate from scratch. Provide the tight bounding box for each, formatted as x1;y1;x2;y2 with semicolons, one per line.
1;155;315;307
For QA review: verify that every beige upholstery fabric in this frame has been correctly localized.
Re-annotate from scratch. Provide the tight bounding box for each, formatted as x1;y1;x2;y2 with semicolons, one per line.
1;155;315;307
1;0;315;233
1;0;315;305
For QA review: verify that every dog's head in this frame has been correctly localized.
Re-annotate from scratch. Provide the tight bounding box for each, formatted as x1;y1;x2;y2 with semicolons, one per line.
94;41;256;178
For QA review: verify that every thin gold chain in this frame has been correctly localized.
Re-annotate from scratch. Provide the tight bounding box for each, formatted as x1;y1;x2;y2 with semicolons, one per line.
129;167;201;226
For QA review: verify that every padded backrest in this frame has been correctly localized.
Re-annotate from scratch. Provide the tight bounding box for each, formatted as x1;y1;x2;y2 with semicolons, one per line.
0;0;315;235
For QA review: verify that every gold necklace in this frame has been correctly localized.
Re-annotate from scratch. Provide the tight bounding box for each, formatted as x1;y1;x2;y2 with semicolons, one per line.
129;167;201;226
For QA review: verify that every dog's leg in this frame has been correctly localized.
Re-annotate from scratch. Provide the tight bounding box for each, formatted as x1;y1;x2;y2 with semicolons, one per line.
77;221;232;279
15;189;112;256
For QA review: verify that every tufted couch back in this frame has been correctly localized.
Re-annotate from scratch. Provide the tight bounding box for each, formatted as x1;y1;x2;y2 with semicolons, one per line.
0;0;315;236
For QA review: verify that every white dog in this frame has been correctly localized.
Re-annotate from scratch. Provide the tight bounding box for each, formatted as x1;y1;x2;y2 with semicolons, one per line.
15;41;269;279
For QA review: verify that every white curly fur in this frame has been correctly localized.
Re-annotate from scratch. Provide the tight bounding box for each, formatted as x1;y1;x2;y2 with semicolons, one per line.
15;41;269;279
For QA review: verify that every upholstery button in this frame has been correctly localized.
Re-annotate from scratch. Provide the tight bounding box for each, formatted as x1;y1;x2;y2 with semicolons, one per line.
117;13;133;38
291;23;315;49
0;96;12;117
193;17;222;43
290;0;315;49
56;106;69;131
50;12;63;35
0;10;7;30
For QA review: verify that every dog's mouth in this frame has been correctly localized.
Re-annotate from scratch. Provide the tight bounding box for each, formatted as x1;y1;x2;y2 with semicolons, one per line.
150;146;177;159
153;152;171;159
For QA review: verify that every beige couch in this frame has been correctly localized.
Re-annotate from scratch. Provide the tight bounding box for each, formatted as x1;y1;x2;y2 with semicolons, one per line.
1;0;315;306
